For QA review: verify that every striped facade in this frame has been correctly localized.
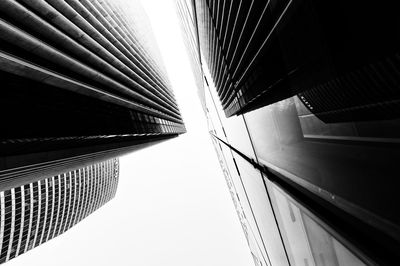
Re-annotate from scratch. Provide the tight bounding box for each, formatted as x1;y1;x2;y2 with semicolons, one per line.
0;0;185;190
177;0;400;264
0;0;182;121
192;0;400;119
0;158;119;264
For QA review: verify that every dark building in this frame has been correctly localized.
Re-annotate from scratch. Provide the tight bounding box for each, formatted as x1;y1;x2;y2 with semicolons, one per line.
0;0;185;191
192;0;400;120
0;158;119;264
1;1;184;263
177;0;400;265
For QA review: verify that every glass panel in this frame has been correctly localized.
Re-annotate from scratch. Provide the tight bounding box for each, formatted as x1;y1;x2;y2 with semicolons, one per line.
244;96;400;230
209;137;267;266
221;115;256;158
206;76;256;157
332;239;364;266
268;180;367;266
204;82;225;139
232;156;289;266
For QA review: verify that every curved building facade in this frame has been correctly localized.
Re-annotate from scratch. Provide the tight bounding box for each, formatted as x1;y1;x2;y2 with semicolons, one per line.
0;0;182;264
0;0;185;190
0;158;119;264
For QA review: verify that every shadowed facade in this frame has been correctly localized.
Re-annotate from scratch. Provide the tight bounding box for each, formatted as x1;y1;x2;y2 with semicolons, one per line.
177;0;400;265
0;0;185;190
0;0;184;264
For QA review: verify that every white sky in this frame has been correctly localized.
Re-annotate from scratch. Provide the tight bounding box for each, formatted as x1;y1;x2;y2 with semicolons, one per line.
7;1;254;265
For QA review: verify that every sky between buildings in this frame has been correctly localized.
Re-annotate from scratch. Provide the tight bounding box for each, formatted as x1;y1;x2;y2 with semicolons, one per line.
6;1;254;265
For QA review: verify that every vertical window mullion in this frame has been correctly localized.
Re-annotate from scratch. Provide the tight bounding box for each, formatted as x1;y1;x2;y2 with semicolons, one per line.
32;181;41;248
46;176;55;242
5;188;16;262
15;185;25;256
51;176;61;239
0;192;5;255
24;183;34;253
39;179;48;245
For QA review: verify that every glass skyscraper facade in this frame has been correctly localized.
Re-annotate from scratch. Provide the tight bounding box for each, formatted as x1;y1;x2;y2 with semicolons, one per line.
0;158;119;264
177;0;400;264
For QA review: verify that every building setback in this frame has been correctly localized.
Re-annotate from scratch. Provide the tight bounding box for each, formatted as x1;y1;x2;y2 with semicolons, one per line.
0;158;119;264
177;0;400;265
0;0;185;191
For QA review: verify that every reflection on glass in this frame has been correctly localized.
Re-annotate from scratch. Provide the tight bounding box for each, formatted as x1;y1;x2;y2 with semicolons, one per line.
294;97;400;141
244;95;400;230
269;182;366;266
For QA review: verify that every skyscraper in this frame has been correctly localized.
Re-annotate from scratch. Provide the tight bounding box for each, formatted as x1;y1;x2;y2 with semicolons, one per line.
0;158;119;264
0;0;185;191
190;0;400;120
1;0;184;263
177;0;400;264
